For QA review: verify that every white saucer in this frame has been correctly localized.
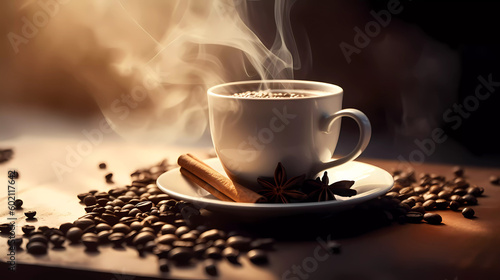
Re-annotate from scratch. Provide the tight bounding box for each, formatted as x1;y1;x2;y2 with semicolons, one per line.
156;158;393;217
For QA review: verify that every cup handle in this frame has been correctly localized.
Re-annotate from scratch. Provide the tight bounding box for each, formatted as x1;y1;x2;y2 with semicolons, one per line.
312;108;372;175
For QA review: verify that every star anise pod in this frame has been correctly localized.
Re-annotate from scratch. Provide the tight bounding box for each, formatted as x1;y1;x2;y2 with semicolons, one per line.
303;171;356;202
257;162;307;203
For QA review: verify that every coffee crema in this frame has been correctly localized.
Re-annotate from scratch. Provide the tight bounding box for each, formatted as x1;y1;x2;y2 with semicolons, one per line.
232;90;307;98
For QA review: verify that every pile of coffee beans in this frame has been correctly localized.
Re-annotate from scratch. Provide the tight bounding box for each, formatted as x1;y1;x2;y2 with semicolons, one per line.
19;159;274;276
376;166;484;224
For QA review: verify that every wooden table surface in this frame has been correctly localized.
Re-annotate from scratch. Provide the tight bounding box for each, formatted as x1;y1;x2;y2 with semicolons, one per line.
1;137;500;280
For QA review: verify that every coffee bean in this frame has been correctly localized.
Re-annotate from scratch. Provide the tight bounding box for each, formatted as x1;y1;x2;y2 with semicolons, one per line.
401;199;415;208
213;239;226;250
199;229;225;241
95;223;112;233
435;199;449;210
74;218;95;230
222;247;239;263
101;213;119;225
136;201;153;212
22;225;36;235
462;207;475;219
153;244;172;259
422;200;436;210
437;191;452;200
109;232;125;246
158;258;170;272
466;186;482;197
157;234;178;245
326;240;341;254
168;247;193;264
112;223;131;234
452;166;464;177
133;232;156;246
77;193;91;201
405;212;423;223
97;230;111;244
449;194;462;202
449;201;460;211
25;210;37;219
174;226;190;237
82;233;99;251
27;241;47;255
14;199;23;209
124;230;138;245
96;198;109;207
50;235;66;247
205;247;222;259
227;236;251;251
174;219;187;227
83;195;97;206
248;249;268;264
29;234;49;245
490;176;500;185
193;243;207;258
453;188;467;196
66;227;83;243
99;162;107;169
423;193;439;201
454;178;469;189
172;241;195;248
140;227;155;234
423;213;442;225
8;237;23;248
410;205;425;214
461;194;478;205
204;259;218;276
179;232;198;242
105;173;113;183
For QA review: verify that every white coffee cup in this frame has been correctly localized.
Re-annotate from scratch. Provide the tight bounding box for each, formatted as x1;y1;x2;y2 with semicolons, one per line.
207;80;371;190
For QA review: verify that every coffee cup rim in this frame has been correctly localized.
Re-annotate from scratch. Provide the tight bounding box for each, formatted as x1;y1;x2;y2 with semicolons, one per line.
207;80;343;100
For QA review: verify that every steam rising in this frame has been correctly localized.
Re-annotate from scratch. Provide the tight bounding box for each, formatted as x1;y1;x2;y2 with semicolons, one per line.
19;0;298;143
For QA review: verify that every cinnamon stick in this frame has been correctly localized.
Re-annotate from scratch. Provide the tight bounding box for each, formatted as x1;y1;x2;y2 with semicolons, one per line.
178;154;265;203
180;167;234;202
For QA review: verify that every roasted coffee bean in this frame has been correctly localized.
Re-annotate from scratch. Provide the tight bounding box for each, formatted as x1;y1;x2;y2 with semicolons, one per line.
99;162;107;169
158;258;170;272
109;232;125;246
410;205;425;214
83;195;97;206
14;199;23;209
222;247;239;262
96;198;109;207
204;259;218;276
105;173;113;183
0;223;12;234
428;185;442;194
158;234;178;245
130;221;144;232
422;200;436;210
423;193;439;201
384;192;399;199
133;232;156;246
435;199;449;210
22;225;36;235
462;207;475;219
29;234;49;245
461;194;478;205
25;210;37;219
213;239;226;250
77;193;91;201
413;186;427;194
401;199;415;208
399;187;414;196
454;178;468;189
326;241;341;254
50;235;66;247
175;226;190;237
467;186;483;197
74;218;95;230
140;227;155;234
437;191;452;200
452;166;464;177
101;213;119;225
97;230;111;243
154;244;172;259
96;223;112;233
172;241;195;248
248;249;268;264
82;233;99;251
27;241;47;255
453;188;467;196
174;219;187;227
193;243;208;258
144;240;157;252
199;229;224;241
180;233;197;242
205;247;222;259
405;212;423;223
423;213;442;225
8;237;23;248
250;238;275;250
449;201;460;211
227;236;251;251
136;201;153;212
398;202;411;212
449;194;462;202
128;208;142;217
66;227;83;243
159;213;176;224
490;176;500;185
84;206;96;213
112;223;131;234
124;230;138;245
168;247;193;264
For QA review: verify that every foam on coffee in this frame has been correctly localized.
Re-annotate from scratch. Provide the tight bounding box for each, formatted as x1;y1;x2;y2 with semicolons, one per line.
232;90;318;98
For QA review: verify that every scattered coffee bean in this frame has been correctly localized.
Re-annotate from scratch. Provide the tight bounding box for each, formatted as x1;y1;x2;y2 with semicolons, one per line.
204;259;218;276
462;207;475;219
449;201;460;211
205;247;222;259
490;176;500;185
248;249;268;264
99;162;107;169
15;199;23;209
7;237;23;248
222;247;239;263
227;236;251;251
423;213;442;225
105;173;113;183
50;235;66;248
168;247;193;264
405;212;424;223
435;199;448;210
83;196;97;206
25;210;37;219
158;258;169;272
66;227;83;243
27;241;48;255
452;166;464;177
29;234;49;245
461;194;478;205
82;233;99;251
22;225;36;235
